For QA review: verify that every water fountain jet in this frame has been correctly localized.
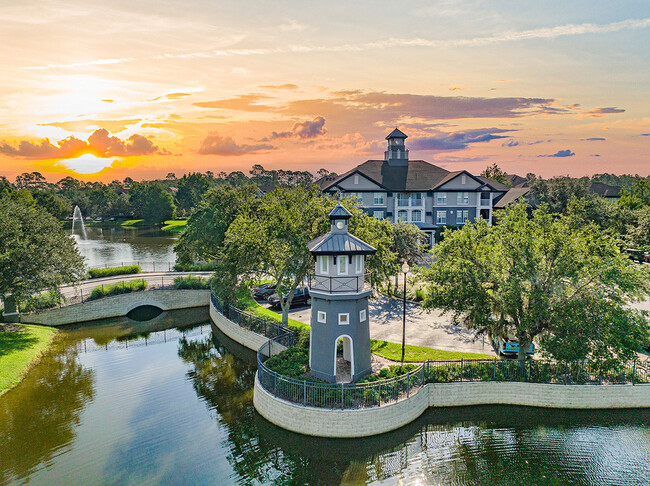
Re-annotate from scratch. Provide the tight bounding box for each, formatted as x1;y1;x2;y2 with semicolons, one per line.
72;206;88;240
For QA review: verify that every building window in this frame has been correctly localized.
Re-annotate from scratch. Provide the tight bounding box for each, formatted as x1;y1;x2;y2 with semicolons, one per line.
355;255;363;273
350;192;363;205
397;210;408;222
411;210;422;222
338;256;348;275
456;210;469;224
373;210;384;219
457;192;469;205
319;256;329;274
461;174;467;185
318;311;327;323
396;193;408;206
338;313;350;325
360;309;366;322
373;192;385;205
480;192;491;206
410;193;422;206
354;174;359;185
436;211;447;225
436;192;447;205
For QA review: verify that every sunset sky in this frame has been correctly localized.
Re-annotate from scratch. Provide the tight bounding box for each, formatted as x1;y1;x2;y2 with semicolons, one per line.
1;0;649;182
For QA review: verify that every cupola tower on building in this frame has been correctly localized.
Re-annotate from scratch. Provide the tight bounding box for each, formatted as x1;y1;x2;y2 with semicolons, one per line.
384;128;409;166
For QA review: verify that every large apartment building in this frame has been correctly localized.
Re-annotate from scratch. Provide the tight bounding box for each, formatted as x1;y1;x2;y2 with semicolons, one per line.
317;128;510;245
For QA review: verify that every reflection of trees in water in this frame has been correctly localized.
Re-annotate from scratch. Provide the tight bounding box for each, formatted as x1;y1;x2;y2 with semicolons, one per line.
0;339;94;484
178;335;367;485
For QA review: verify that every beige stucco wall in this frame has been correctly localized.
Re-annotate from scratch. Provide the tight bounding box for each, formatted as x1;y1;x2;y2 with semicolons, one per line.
209;302;270;352
22;290;210;326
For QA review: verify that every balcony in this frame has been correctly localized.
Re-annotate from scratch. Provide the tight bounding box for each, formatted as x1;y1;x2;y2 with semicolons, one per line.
309;273;371;293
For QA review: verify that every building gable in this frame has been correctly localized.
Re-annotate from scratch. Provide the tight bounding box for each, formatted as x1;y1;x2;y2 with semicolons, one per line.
335;171;385;191
435;171;482;191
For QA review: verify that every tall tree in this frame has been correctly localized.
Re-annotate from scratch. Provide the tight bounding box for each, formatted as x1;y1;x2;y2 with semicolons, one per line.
481;163;511;186
129;182;176;223
0;195;85;316
176;172;211;215
421;203;650;367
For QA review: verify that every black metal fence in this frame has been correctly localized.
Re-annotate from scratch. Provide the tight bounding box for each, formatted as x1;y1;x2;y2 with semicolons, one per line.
210;290;650;411
308;273;372;293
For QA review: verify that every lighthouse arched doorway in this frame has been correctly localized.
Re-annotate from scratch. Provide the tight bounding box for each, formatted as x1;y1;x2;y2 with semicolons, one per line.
334;335;354;383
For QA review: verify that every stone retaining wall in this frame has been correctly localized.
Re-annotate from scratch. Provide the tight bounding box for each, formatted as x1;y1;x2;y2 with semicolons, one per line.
23;290;210;326
253;377;650;438
209;296;650;438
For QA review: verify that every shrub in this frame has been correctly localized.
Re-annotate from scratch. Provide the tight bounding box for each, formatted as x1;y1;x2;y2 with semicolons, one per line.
88;279;147;300
173;275;210;289
88;265;141;279
358;364;418;383
414;289;426;302
21;291;63;313
264;345;310;378
173;262;217;272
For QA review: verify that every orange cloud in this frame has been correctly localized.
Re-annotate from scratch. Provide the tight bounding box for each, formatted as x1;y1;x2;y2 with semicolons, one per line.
197;132;275;156
0;129;161;160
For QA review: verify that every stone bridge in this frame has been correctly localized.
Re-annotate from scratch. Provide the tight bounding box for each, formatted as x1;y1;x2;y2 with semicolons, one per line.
22;289;211;326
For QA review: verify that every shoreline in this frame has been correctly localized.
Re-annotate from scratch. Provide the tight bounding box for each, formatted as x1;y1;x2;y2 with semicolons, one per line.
0;324;57;396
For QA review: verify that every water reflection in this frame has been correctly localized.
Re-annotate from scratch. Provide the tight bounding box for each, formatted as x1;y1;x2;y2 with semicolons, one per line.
0;340;95;484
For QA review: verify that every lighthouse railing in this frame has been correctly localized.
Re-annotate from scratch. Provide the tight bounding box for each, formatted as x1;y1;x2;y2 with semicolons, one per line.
308;273;372;293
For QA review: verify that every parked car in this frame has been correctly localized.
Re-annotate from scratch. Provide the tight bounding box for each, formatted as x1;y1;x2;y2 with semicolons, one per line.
267;287;311;309
252;282;277;300
493;337;534;357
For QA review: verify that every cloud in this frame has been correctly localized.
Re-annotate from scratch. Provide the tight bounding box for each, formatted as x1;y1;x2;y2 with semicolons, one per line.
409;127;513;151
279;20;307;32
640;133;650;136
582;137;606;141
197;133;275;156
591;154;601;157
41;119;142;133
584;107;625;117
259;84;299;90
0;129;159;159
502;140;520;147
268;116;327;139
538;149;575;158
193;94;275;112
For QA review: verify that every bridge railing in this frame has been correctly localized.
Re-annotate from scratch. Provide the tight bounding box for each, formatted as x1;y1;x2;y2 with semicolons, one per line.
23;274;211;313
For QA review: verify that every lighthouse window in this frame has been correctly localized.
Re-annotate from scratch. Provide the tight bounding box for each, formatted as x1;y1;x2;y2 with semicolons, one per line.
338;256;348;275
317;311;327;323
338;313;350;325
359;309;366;322
320;256;329;273
355;255;363;273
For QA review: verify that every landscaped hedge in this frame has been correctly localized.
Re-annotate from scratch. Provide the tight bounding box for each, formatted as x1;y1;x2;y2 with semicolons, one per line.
88;280;147;300
21;291;62;313
88;265;141;279
173;262;217;272
173;275;210;289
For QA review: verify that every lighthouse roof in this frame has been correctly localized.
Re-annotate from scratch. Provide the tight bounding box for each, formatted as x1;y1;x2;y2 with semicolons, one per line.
307;232;376;256
328;203;352;220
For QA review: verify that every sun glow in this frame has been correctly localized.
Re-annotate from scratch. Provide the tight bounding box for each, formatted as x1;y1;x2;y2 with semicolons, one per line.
56;153;117;174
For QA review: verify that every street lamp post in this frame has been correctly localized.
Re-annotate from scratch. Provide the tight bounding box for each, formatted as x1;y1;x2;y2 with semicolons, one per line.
401;261;410;366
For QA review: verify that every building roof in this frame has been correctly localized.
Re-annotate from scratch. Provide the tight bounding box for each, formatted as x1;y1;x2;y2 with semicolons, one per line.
386;128;408;139
505;174;528;187
589;181;622;198
328;203;352;219
307;232;376;255
493;187;530;209
321;160;508;193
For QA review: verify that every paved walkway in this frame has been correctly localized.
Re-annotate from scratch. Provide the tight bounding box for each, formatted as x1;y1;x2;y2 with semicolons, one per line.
57;271;213;303
272;295;496;356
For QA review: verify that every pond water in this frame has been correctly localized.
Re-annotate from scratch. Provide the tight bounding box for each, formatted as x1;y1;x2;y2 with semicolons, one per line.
2;310;649;486
73;227;178;271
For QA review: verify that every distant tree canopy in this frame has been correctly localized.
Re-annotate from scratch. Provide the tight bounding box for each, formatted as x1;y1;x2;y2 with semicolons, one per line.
129;182;176;223
422;203;650;368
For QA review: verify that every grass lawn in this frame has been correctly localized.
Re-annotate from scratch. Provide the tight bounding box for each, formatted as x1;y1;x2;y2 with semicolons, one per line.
238;289;494;361
371;340;493;362
0;325;57;395
161;220;188;233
